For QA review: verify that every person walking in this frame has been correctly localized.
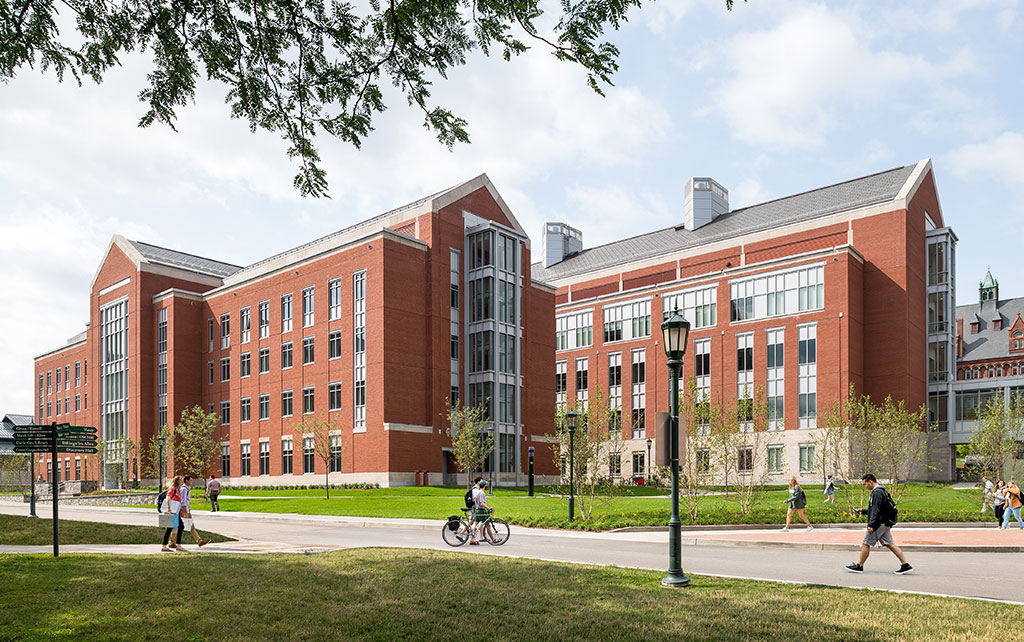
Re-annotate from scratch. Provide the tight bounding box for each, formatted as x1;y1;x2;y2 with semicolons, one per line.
845;474;912;575
1000;481;1023;530
993;480;1007;527
179;475;209;547
207;474;222;512
161;475;185;552
782;477;813;532
823;475;837;504
981;477;994;514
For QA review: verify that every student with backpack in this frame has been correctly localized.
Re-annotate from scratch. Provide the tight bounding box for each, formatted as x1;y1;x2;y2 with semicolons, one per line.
845;474;912;575
160;476;185;552
782;476;813;532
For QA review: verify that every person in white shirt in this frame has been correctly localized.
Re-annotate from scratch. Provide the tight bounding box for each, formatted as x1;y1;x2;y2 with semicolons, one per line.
470;480;501;545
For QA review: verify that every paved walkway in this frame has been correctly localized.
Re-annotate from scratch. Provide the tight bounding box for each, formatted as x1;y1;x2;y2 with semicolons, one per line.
3;501;1022;603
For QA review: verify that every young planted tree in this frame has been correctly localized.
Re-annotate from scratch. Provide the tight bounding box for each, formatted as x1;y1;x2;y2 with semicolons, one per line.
171;405;221;485
292;415;342;499
141;425;174;486
97;434;140;489
679;378;718;522
968;391;1024;482
444;398;494;487
724;386;773;515
552;386;620;520
869;395;931;501
815;393;857;514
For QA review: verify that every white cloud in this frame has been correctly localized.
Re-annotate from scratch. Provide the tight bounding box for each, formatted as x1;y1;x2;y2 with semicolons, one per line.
560;184;676;247
711;4;975;148
945;131;1024;189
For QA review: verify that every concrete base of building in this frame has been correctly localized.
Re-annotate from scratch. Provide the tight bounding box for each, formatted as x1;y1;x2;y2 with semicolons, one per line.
215;472;562;488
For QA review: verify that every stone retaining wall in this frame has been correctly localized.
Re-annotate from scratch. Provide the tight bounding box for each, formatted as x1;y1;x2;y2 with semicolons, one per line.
28;492;158;506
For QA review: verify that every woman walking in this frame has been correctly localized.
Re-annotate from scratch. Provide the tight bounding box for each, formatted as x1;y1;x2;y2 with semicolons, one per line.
1001;481;1023;530
823;475;837;504
994;480;1007;527
161;475;184;552
782;476;814;532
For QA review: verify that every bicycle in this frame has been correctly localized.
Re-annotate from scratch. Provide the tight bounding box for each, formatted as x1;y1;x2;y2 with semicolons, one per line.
442;507;510;547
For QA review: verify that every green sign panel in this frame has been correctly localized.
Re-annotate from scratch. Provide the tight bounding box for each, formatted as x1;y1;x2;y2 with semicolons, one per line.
13;431;54;439
57;447;98;454
13;446;51;454
57;426;98;435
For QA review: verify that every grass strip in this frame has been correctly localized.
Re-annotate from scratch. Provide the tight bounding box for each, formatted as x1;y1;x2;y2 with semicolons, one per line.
0;514;233;546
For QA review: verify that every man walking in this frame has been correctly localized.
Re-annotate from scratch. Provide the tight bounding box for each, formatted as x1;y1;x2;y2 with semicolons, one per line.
845;474;912;575
981;477;994;514
207;474;222;512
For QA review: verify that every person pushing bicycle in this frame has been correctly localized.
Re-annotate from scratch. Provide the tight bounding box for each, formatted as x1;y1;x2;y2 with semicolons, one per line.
471;480;502;545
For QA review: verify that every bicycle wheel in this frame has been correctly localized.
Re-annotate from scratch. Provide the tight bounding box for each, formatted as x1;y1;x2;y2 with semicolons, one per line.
442;519;471;547
485;518;510;546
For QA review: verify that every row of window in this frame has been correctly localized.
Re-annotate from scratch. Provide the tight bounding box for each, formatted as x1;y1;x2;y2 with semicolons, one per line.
36;457;83;483
208;332;346;383
960;361;1024;380
42;394;88;418
216;383;348;425
555;264;825;352
39;360;87;399
223;435;343;477
695;443;816;474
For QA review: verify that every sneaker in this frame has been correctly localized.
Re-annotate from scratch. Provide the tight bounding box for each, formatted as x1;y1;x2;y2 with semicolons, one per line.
894;563;913;575
469;541;479;546
781;528;790;533
807;526;814;532
845;563;864;573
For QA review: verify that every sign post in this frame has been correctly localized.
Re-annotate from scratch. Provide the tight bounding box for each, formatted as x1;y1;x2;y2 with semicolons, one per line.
51;422;59;558
29;455;37;518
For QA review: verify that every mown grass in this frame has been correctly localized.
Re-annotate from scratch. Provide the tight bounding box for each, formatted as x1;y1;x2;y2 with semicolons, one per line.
0;515;233;546
176;483;988;531
0;548;1012;642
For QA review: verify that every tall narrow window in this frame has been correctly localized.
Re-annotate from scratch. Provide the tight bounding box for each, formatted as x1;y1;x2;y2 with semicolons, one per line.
209;318;214;352
736;333;754;430
575;357;589;408
75;361;81;387
240;397;251;422
281;439;293;474
303;386;315;414
221;445;230;477
157;307;168;429
221;357;230;382
608;353;622;433
302;336;315;364
329;278;342;320
281;341;293;369
302;286;315;327
329;330;342;359
631;349;646;439
693;338;711;428
555;361;567;406
220;401;230;425
303;437;315;473
281;293;293;333
798;324;817;429
220;313;230;349
259;441;270;476
240;352;251;377
100;298;129;446
766;328;784;431
259;393;270;420
281;390;293;417
329;435;342;472
259;347;270;374
329;381;342;411
258;300;270;339
240;443;251;476
240;306;251;343
354;270;367;432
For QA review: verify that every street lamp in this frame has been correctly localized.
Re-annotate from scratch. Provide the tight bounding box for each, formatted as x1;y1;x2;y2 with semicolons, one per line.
646;438;652;481
488;426;494;496
565;409;577;522
157;434;166;492
661;311;691;588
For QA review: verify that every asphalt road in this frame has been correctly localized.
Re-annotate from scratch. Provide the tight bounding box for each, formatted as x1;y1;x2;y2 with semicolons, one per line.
2;502;1020;604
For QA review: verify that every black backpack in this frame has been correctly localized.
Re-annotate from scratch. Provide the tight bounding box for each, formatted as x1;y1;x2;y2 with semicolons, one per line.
156;490;168;513
885;492;899;526
464;487;474;509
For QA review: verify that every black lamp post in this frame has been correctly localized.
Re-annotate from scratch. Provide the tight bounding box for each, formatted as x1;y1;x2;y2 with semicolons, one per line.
157;434;166;491
528;446;535;497
565;409;577;522
661;311;691;588
646;438;652;480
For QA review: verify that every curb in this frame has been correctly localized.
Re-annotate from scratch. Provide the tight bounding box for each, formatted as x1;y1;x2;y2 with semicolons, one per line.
612;522;1003;533
680;538;1024;553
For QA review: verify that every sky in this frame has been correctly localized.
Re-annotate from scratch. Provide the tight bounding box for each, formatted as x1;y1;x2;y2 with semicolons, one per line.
1;0;1022;413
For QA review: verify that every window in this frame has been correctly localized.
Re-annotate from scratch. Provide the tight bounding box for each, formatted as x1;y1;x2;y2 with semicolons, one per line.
927;292;947;334
259;441;270;476
632;451;645;476
798;324;817;429
737;447;753;473
329;381;342;411
631;349;646;439
282;439;293;474
259;394;270;420
303;386;315;414
451;334;460;360
330;435;342;472
240;443;251;476
100;298;129;443
209;318;215;352
302;286;315;327
56;367;61;391
469;230;493;268
766;328;784;430
281;293;293;333
955;389;998;421
469;276;493;322
737;333;754;430
608;353;622;388
609;453;621;478
240;352;251;377
221;357;230;382
470;331;492;373
498;383;516;423
282;342;293;369
730;264;824;322
157;308;168;428
208;361;214;384
730;280;754;322
240;397;251;422
555;361;567;404
927;240;948;286
221;401;230;425
302;336;315;365
498;234;517;272
56;397;61;416
499;433;516;473
75;394;80;412
768;445;784;473
799;444;815;473
693;338;711;422
603;299;651;343
696;449;710;473
928;391;948;432
928;340;948;383
46;401;51;417
354;270;367;432
240;306;251;343
83;359;87;384
555;310;593;351
329;330;342;359
663;285;717;329
303;437;315;473
220;313;230;349
75;361;81;387
64;397;69;414
258;300;270;339
499;333;516;374
282;390;293;417
497;280;516;325
451;284;460;309
329;278;342;320
451;386;460;406
221;445;231;477
575;357;589;405
46;370;51;394
75;458;81;480
469;381;493;422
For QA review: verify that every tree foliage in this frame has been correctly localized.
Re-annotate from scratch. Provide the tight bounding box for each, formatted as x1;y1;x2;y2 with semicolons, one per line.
552;386;624;520
141;425;174;483
444;397;493;485
170;405;221;481
0;0;740;196
968;390;1024;482
292;414;341;498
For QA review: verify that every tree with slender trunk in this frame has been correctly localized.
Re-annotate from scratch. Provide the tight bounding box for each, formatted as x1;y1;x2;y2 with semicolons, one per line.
444;398;493;487
969;390;1024;483
171;405;221;485
292;415;342;499
552;386;621;520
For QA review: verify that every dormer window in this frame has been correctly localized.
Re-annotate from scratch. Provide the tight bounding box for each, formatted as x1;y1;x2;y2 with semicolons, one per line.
970;322;980;333
1014;332;1024;351
994;319;1003;330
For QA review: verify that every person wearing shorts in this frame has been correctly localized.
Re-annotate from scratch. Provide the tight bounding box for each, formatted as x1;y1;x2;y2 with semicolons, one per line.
823;475;836;504
470;480;500;545
845;474;912;575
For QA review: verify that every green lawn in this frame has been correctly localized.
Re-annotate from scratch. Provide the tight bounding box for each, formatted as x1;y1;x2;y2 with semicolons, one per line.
0;514;233;546
0;548;1010;642
176;483;989;530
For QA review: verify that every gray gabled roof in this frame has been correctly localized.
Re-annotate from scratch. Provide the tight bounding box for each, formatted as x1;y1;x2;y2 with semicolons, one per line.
1;414;36;440
957;297;1024;362
129;240;242;279
532;164;917;282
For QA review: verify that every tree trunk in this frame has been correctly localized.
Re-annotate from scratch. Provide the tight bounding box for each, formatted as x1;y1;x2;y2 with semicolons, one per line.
325;470;330;499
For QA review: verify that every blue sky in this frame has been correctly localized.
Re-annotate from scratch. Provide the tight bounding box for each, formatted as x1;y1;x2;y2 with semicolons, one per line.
1;0;1022;412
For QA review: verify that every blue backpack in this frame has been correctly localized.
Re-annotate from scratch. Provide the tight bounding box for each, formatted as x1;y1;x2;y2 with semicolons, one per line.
156;490;167;512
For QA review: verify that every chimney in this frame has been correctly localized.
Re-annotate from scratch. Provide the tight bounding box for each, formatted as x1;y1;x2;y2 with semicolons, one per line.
542;222;583;268
683;178;729;231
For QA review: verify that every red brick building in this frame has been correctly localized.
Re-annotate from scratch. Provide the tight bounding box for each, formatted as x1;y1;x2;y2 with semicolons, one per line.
533;159;957;481
33;176;557;487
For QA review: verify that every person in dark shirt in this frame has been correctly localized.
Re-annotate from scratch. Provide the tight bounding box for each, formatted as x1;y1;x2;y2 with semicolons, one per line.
845;474;912;575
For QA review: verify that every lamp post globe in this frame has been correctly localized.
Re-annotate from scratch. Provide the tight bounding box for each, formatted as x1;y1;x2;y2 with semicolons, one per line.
565;410;577;523
661;311;691;588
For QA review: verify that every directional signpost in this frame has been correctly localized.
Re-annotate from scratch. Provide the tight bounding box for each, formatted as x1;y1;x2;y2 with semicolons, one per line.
13;422;99;557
